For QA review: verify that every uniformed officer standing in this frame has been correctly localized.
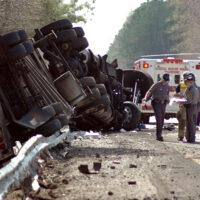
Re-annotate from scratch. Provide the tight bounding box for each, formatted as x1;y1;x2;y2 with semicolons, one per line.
142;73;170;141
183;73;199;143
174;71;189;141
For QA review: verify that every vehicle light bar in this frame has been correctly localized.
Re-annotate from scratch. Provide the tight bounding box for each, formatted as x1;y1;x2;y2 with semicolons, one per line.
163;58;183;64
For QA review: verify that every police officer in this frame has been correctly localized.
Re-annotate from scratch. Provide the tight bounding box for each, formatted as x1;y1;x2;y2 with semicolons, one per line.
174;71;189;141
183;73;199;143
142;73;170;141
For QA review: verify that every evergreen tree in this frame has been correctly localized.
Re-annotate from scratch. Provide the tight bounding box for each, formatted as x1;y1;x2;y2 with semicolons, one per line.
108;0;172;69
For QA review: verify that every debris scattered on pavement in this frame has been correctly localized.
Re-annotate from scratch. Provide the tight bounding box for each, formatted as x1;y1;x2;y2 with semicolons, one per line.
120;128;126;133
113;161;120;164
78;164;99;174
131;130;137;133
129;164;137;168
68;131;101;141
128;181;137;185
108;191;113;196
162;149;167;153
157;165;167;169
96;153;100;158
32;175;40;192
62;179;69;184
78;165;90;174
93;162;102;171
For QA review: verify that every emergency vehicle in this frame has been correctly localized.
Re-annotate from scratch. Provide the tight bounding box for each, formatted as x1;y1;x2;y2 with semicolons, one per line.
134;56;200;123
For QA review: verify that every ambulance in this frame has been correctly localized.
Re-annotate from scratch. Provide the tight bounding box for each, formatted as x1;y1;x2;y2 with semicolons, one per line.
133;55;200;123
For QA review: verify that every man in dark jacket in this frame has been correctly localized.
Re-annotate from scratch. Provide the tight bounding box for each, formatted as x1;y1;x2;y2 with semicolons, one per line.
142;73;170;141
183;73;199;143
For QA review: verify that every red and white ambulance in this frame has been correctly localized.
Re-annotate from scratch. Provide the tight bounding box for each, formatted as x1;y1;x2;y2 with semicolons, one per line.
133;56;200;123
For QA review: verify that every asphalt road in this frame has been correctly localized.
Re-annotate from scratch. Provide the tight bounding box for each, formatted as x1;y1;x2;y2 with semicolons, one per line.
5;126;200;200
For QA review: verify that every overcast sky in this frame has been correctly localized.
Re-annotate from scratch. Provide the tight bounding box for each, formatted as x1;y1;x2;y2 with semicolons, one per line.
65;0;147;55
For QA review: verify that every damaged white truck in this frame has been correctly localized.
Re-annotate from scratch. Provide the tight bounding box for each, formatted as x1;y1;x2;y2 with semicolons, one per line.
0;19;153;164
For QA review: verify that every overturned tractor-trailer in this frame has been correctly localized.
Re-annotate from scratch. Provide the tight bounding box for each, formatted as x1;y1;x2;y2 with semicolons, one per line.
34;19;150;131
0;19;152;163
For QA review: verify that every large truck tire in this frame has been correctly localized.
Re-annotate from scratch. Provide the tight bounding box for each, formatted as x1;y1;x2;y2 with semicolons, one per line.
123;101;141;131
96;72;109;84
56;29;77;44
95;84;107;95
76;88;101;109
23;41;34;54
40;19;72;35
79;94;110;114
97;107;113;123
79;76;96;88
73;27;85;37
42;102;63;116
1;32;21;47
18;30;28;42
70;37;89;51
1;30;28;48
7;44;27;60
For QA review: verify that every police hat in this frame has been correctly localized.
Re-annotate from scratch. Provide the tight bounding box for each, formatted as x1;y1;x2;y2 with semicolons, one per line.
185;73;195;81
162;73;170;81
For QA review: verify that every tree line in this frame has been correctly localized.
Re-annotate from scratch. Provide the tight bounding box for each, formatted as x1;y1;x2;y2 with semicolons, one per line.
107;0;200;69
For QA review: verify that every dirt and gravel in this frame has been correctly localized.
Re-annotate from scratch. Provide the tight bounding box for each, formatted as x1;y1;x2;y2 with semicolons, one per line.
5;125;200;200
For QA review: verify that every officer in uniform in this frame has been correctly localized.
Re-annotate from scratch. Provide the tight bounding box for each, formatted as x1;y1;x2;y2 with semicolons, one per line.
174;71;189;141
142;73;170;141
183;73;199;143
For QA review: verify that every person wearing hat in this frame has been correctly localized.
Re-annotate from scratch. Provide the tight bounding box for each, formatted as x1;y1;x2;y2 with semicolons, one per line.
142;73;170;141
174;71;189;141
182;73;199;143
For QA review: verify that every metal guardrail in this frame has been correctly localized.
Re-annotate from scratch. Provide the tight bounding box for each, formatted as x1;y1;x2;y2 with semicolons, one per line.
0;126;70;200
